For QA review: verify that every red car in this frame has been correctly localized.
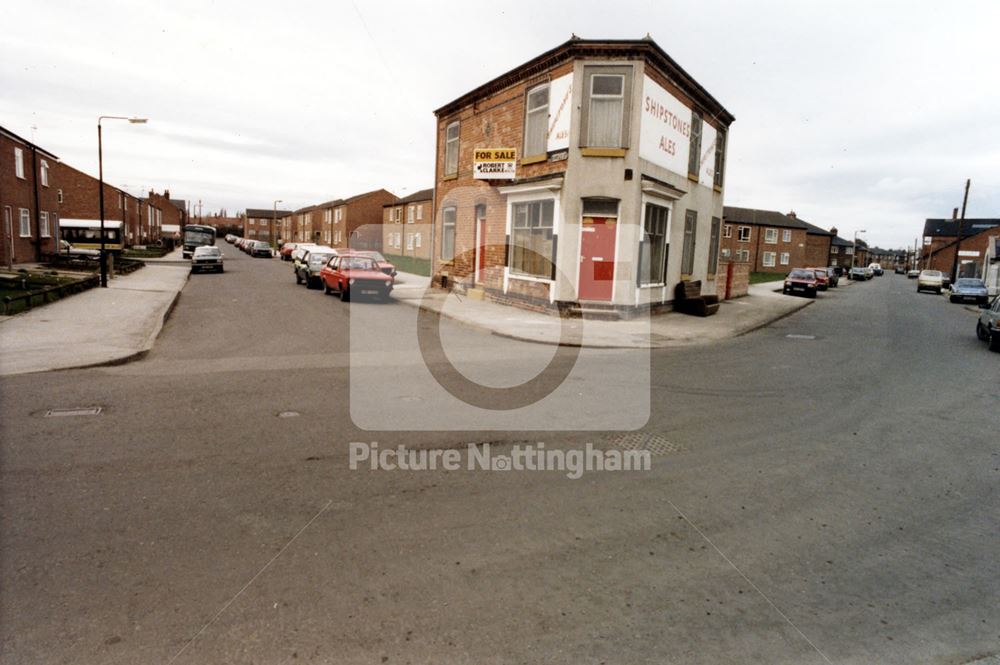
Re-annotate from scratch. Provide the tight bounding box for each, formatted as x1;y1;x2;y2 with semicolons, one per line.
320;253;394;302
783;268;819;298
356;251;397;277
808;267;830;291
279;242;299;261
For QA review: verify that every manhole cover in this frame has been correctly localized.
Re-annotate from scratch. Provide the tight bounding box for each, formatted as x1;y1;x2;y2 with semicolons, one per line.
785;334;816;340
45;407;103;417
606;432;687;455
277;411;301;418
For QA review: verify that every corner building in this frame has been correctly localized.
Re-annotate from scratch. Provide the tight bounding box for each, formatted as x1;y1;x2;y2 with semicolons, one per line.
431;38;734;315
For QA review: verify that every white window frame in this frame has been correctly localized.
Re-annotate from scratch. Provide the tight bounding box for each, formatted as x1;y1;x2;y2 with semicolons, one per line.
40;159;49;187
441;206;456;260
415;232;422;248
831;246;839;255
335;208;342;223
19;208;31;237
40;211;50;237
782;229;792;242
764;228;778;244
407;205;414;223
57;189;63;203
723;224;732;239
738;226;751;242
762;251;776;268
523;83;550;157
14;148;25;179
779;252;790;265
444;121;459;176
639;199;671;287
585;71;626;148
416;204;423;221
720;248;732;259
406;232;414;250
736;249;750;262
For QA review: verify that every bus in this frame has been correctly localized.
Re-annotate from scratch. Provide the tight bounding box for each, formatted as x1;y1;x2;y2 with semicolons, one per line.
183;224;217;259
59;219;124;252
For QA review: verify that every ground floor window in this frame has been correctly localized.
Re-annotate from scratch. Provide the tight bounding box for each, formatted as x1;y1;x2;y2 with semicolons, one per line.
441;207;456;260
19;208;30;237
736;249;750;262
708;216;721;276
510;199;554;278
762;251;776;267
40;212;50;237
640;203;669;285
721;248;732;259
681;210;697;276
780;252;790;265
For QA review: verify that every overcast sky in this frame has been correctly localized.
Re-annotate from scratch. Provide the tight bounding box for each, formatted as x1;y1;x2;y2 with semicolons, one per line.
3;0;997;248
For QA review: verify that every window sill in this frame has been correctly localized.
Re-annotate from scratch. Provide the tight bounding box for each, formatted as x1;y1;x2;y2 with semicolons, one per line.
508;272;554;284
687;173;700;183
580;147;626;158
639;282;666;289
520;154;548;166
442;173;459;181
713;185;723;193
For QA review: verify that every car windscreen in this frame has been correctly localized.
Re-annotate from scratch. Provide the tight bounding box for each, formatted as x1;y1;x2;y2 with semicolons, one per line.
789;270;813;279
195;248;220;256
308;253;332;265
923;271;942;277
341;258;377;271
955;279;982;287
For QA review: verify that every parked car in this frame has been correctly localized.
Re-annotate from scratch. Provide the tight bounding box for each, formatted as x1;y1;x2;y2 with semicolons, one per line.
191;245;224;273
279;242;300;261
250;240;273;258
59;239;99;259
808;268;830;291
863;266;875;279
783;268;819;298
290;244;321;268
894;265;906;275
848;266;867;281
869;263;884;276
295;248;338;288
907;269;920;279
824;266;840;287
917;269;944;294
356;251;397;277
949;278;989;305
976;296;1000;352
941;273;952;289
320;254;394;302
831;265;844;277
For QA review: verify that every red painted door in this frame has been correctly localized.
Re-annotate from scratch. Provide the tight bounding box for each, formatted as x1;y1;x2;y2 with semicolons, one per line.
579;217;616;301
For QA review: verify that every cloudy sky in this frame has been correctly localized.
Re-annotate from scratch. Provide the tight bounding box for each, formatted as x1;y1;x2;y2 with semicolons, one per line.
2;0;997;248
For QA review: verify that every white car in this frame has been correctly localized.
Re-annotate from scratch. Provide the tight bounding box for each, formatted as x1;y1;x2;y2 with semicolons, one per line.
191;245;224;273
59;239;99;259
917;269;943;294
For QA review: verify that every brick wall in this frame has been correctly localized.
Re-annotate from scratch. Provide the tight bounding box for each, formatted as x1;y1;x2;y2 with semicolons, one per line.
719;223;808;273
344;189;398;250
715;261;750;300
433;60;574;295
923;229;997;278
1;132;60;264
805;233;833;268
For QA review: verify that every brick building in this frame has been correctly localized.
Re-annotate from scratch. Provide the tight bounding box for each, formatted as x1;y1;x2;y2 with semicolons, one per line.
383;188;433;261
430;37;734;315
921;218;1000;278
245;207;292;243
795;215;835;267
719;207;808;273
1;125;60;266
290;189;397;250
829;233;854;270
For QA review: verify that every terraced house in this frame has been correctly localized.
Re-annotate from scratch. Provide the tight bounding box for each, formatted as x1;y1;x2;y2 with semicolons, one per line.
1;125;60;266
382;188;433;261
719;206;808;273
430;37;734;315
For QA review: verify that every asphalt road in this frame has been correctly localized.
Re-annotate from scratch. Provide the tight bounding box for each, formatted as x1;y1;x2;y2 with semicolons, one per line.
1;248;997;664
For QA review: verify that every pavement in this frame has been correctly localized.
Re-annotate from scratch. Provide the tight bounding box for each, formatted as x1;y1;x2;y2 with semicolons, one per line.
0;250;188;376
391;271;815;348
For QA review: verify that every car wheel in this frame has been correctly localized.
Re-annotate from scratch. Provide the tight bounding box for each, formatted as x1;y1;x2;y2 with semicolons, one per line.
936;288;942;295
808;290;816;299
340;285;350;302
949;295;958;303
990;329;1000;352
324;282;332;295
976;322;989;341
295;272;302;285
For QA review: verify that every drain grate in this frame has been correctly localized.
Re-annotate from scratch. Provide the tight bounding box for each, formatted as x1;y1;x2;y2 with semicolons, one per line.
785;334;816;340
45;407;102;417
277;411;301;418
606;432;687;455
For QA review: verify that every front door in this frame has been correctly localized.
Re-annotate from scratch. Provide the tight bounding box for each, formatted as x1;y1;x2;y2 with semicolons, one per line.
579;216;616;301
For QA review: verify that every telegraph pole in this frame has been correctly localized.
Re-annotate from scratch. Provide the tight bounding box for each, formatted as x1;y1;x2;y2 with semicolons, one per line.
951;179;970;280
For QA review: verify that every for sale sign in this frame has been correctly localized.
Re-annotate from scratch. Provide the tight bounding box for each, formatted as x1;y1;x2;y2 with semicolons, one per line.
473;149;517;179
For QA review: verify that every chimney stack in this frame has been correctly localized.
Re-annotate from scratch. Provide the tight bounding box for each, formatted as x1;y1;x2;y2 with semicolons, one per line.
952;207;958;219
830;227;838;236
165;189;170;200
787;211;797;219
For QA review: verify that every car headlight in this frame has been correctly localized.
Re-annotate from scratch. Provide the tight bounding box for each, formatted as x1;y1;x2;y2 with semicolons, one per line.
349;278;356;285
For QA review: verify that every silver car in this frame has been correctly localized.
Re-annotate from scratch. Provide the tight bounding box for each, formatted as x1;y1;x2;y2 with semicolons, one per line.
917;269;943;294
976;296;1000;352
191;245;224;273
950;278;989;305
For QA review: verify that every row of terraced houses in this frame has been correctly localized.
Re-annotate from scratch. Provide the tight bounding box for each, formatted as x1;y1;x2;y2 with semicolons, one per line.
1;125;185;268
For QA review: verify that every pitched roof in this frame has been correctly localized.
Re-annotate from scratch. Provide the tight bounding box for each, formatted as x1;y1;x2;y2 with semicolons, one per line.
435;38;734;126
797;219;834;236
0;124;59;160
722;206;808;230
246;208;293;217
386;188;434;206
923;218;1000;238
831;236;854;247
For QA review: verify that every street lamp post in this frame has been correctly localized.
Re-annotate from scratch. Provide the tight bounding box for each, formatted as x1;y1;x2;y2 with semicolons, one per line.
272;199;282;250
98;116;147;287
852;229;866;269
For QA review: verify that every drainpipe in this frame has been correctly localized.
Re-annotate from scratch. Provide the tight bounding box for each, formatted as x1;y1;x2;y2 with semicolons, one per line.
31;146;42;261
